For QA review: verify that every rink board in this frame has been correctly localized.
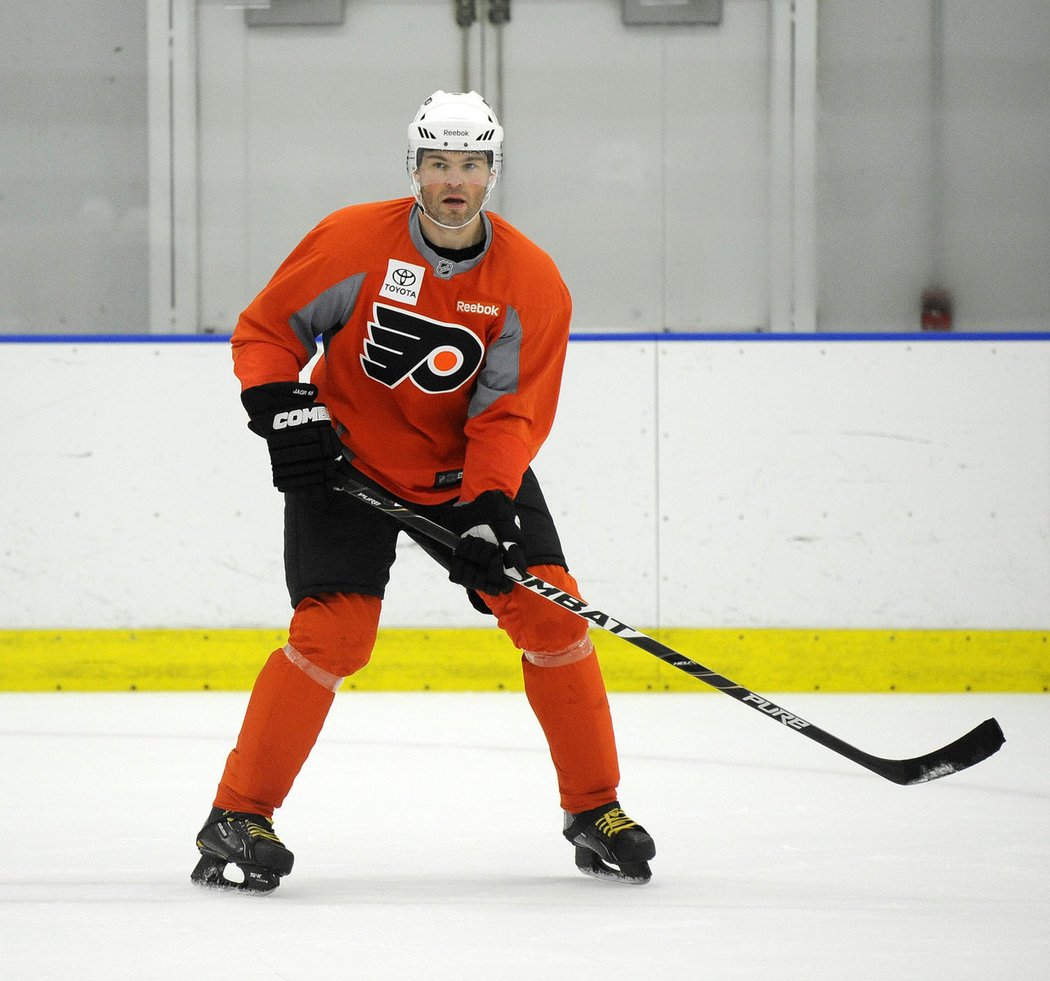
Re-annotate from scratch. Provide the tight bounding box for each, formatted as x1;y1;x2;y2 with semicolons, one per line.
0;628;1045;692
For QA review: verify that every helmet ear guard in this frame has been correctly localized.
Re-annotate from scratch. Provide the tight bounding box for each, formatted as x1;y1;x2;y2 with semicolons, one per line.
407;90;504;216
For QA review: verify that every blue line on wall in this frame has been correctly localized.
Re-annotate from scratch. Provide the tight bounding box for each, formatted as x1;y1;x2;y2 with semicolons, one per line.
1;331;1049;344
571;331;1050;342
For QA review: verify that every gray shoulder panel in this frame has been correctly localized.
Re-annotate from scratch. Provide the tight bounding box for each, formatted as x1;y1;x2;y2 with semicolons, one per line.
467;305;523;419
289;272;367;358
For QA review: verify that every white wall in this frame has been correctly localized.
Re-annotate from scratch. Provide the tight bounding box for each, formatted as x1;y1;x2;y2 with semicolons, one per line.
0;1;149;334
193;0;773;334
3;338;1047;630
3;1;1048;335
189;0;1050;335
817;0;1050;331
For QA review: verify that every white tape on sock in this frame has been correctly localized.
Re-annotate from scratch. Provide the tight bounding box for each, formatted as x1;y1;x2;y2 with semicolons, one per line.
282;643;344;692
523;634;594;667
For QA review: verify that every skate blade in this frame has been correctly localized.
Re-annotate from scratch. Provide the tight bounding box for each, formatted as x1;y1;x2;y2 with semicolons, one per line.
191;854;282;894
574;847;652;885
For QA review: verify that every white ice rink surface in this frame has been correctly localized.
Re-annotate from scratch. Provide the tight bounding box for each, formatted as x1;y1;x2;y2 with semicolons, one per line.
2;690;1047;981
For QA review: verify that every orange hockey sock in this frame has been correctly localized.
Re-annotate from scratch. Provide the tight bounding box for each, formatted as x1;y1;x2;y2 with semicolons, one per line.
522;650;621;814
214;648;335;818
214;593;380;817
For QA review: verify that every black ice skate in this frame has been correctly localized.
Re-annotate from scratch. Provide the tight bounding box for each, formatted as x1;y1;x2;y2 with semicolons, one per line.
190;807;294;894
563;801;655;885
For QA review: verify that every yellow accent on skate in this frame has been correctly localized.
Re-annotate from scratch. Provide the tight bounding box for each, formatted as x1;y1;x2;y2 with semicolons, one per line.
245;820;281;843
595;808;638;837
0;627;1045;692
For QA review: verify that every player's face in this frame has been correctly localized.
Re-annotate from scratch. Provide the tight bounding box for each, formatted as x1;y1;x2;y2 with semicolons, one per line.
415;151;492;228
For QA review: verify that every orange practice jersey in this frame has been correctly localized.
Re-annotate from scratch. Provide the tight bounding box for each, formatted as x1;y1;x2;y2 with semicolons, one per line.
231;197;573;505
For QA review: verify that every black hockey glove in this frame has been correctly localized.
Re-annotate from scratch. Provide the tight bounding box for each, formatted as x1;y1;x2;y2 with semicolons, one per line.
241;381;342;492
446;490;528;595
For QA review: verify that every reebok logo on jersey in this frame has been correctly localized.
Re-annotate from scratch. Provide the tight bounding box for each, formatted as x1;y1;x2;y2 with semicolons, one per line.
456;300;501;317
272;405;330;429
361;303;484;394
379;259;426;306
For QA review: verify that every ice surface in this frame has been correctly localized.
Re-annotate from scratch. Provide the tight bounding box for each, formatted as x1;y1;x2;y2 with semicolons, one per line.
1;691;1047;980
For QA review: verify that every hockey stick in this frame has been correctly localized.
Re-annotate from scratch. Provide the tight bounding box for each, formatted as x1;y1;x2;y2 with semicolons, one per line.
333;473;1005;786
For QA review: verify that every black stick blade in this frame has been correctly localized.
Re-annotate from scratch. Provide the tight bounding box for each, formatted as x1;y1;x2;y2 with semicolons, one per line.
871;718;1006;786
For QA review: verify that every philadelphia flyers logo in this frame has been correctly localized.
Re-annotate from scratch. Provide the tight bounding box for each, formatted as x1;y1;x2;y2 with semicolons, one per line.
360;303;484;394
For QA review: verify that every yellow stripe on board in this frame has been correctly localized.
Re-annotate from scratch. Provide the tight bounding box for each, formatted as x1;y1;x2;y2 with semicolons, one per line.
0;628;1046;693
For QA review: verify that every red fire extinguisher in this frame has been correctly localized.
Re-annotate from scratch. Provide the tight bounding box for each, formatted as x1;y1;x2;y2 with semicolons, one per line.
921;287;953;331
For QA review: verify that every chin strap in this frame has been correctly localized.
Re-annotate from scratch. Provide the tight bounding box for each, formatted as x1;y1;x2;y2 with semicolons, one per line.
412;174;496;232
418;203;486;232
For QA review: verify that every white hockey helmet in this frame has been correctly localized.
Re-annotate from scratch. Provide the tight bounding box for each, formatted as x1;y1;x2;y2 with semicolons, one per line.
407;90;503;206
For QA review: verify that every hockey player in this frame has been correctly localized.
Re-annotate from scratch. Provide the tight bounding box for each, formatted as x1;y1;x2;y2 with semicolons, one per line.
191;90;655;892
